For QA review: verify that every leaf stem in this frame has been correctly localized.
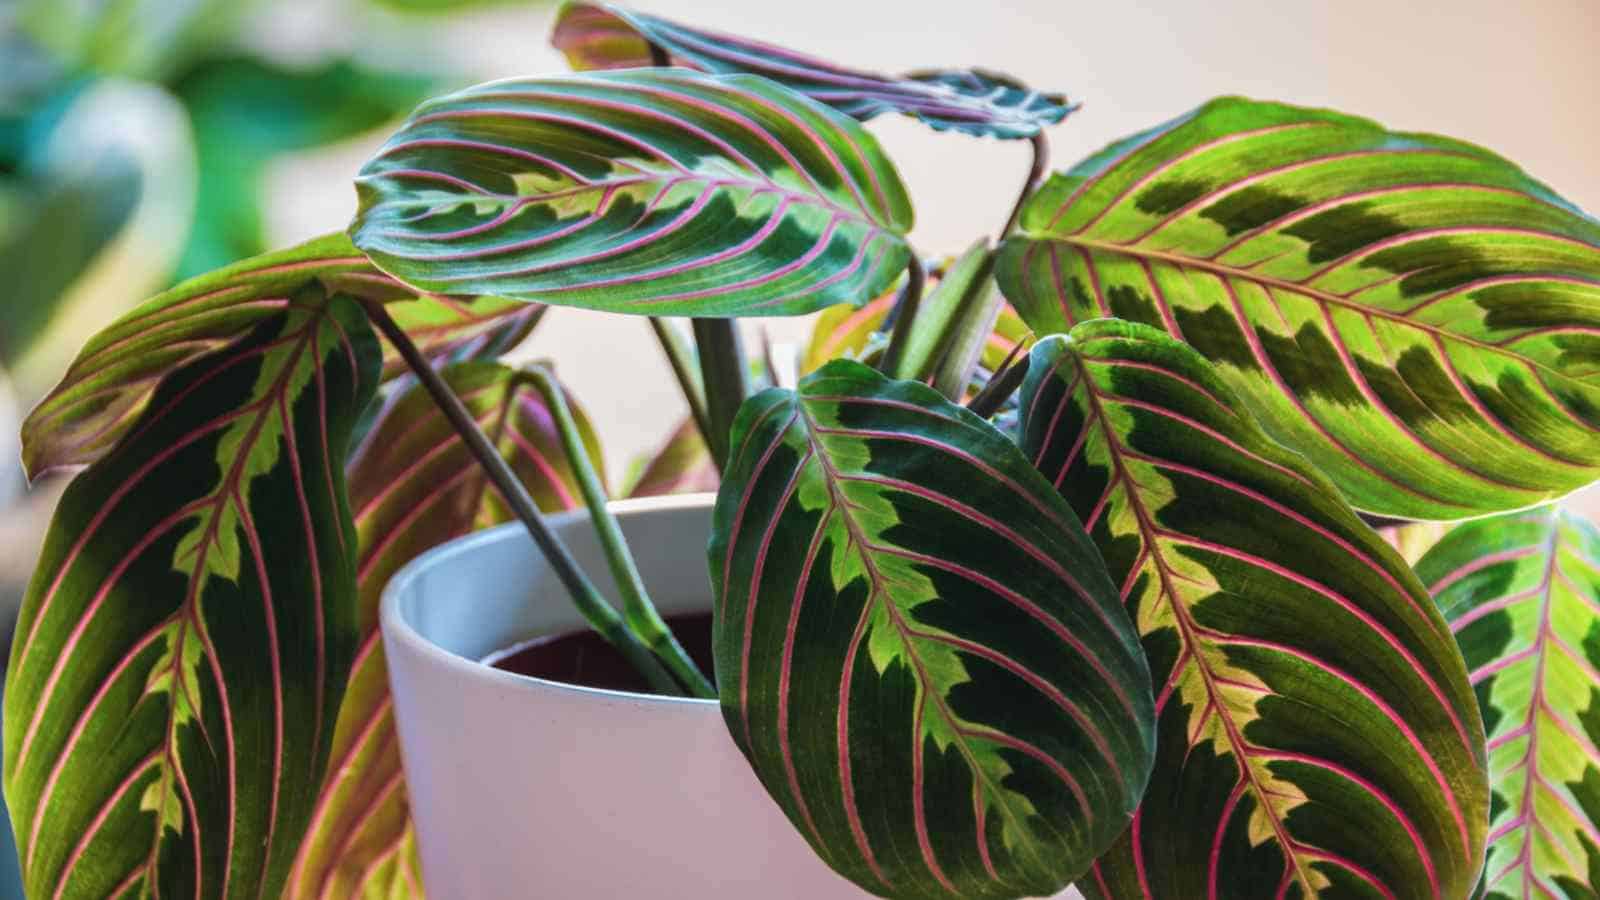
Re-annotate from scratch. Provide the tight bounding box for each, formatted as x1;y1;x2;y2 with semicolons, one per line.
877;255;926;377
965;341;1030;419
692;318;749;471
649;318;714;452
361;299;681;696
524;366;715;698
1001;131;1050;237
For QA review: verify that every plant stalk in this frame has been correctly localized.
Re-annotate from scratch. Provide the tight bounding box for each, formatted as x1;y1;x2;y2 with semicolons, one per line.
965;341;1031;419
692;318;749;471
877;256;927;377
525;366;715;698
1001;131;1050;238
648;318;714;452
362;299;681;696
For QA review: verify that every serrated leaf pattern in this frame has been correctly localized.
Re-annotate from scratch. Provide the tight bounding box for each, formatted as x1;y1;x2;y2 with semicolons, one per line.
4;288;380;899
1018;319;1487;898
711;360;1153;898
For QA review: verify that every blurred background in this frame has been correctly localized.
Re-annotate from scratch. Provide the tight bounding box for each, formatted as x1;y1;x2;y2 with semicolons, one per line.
0;0;1594;894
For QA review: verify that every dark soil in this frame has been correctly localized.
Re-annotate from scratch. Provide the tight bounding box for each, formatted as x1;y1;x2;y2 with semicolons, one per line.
489;611;716;694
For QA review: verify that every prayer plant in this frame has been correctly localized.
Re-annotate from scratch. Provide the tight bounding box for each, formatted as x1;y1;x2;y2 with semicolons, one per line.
6;3;1600;898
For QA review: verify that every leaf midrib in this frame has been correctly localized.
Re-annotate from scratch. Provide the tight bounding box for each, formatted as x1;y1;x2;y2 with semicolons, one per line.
795;402;1057;888
1034;233;1590;387
1068;353;1320;895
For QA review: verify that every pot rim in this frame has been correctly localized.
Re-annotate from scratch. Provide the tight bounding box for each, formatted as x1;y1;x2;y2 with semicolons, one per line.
380;491;721;709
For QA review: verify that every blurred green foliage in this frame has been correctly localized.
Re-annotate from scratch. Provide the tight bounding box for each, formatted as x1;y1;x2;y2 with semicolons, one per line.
173;57;436;278
0;0;479;386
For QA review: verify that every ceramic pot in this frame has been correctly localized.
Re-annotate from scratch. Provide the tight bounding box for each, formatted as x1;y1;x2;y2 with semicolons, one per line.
381;493;1082;899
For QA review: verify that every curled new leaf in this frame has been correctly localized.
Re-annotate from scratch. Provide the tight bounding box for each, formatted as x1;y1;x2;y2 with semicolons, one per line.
1018;319;1487;897
551;2;1073;139
3;288;380;899
998;97;1600;520
350;68;913;318
289;361;600;898
21;233;540;479
1417;507;1600;898
711;360;1153;898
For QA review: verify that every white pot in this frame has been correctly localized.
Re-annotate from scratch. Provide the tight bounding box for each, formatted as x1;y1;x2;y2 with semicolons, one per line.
382;493;1083;899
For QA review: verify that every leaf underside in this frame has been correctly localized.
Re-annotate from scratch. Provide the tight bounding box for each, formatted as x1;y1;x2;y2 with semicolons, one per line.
550;2;1073;139
1018;320;1487;899
349;68;913;318
287;361;600;899
711;359;1153;899
998;96;1600;520
21;233;538;479
4;288;380;899
1417;508;1600;899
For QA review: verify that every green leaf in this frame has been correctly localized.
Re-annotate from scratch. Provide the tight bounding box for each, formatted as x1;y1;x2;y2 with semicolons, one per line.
289;360;600;899
20;233;539;478
550;2;1074;139
997;97;1600;520
710;360;1154;898
349;68;914;317
1017;319;1487;897
3;285;380;899
172;57;438;280
1416;506;1600;898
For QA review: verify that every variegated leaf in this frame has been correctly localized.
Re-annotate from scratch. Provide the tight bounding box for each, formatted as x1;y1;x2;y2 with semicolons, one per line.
1018;319;1487;898
3;287;380;899
21;233;540;478
624;416;718;498
550;2;1073;139
802;284;902;375
711;360;1154;898
998;97;1600;520
349;68;913;318
1417;507;1600;898
289;362;600;899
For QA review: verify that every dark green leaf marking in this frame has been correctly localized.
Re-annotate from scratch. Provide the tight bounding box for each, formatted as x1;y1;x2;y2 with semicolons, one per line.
998;97;1600;519
1018;319;1488;898
711;359;1153;898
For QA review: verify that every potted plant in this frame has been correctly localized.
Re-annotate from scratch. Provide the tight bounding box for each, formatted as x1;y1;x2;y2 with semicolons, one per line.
7;2;1600;897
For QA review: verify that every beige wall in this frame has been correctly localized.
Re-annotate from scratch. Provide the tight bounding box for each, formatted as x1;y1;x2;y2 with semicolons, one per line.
261;0;1600;478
